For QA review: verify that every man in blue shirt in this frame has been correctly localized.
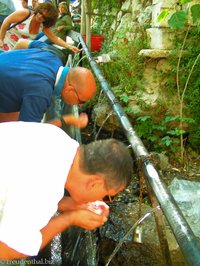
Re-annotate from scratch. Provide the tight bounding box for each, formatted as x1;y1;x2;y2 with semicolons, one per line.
0;39;96;126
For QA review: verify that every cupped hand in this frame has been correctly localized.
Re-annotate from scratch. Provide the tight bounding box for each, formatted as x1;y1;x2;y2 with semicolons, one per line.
69;209;108;230
62;113;88;128
86;201;110;217
77;113;88;127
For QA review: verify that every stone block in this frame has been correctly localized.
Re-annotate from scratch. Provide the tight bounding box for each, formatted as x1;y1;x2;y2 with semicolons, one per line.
121;0;132;12
152;0;177;5
151;3;175;27
139;49;171;58
146;28;177;49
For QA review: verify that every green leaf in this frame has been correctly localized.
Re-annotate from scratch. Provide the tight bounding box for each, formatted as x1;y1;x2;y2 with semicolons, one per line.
180;0;192;4
167;128;186;136
191;4;200;24
148;135;158;142
136;115;151;122
168;11;187;29
124;106;140;115
157;9;170;22
161;136;173;146
164;115;179;123
181;117;195;124
153;125;166;131
120;93;129;103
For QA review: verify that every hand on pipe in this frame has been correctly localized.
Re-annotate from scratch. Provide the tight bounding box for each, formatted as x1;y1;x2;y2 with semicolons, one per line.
67;44;80;53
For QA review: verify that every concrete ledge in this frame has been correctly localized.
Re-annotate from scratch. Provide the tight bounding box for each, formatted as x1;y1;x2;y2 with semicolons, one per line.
139;49;171;58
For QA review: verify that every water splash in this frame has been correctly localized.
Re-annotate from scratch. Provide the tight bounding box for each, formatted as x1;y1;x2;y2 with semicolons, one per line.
105;205;161;266
85;231;98;266
74;55;87;67
51;233;62;265
95;110;114;140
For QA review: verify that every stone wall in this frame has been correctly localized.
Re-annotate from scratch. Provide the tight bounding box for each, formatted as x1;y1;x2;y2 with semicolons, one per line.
93;0;199;132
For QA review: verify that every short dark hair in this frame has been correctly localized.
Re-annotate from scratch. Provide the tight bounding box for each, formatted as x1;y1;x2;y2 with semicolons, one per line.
79;139;133;189
34;2;58;27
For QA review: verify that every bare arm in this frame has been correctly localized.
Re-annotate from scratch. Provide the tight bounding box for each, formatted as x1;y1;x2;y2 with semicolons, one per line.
13;39;31;50
48;113;88;128
43;27;80;53
0;10;30;47
0;210;107;260
0;242;28;260
40;210;108;250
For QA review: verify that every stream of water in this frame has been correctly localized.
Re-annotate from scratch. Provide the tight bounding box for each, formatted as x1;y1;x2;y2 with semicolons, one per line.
105;205;161;266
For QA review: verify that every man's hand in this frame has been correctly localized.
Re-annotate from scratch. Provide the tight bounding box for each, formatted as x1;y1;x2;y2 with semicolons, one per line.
62;113;88;128
58;197;109;230
48;113;88;128
67;44;80;53
67;209;108;230
58;197;110;218
85;201;110;217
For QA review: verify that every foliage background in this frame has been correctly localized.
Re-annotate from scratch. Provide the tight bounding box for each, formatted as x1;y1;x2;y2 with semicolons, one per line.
86;0;200;163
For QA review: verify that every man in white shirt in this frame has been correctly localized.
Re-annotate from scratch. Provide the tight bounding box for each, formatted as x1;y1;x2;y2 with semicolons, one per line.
0;121;133;260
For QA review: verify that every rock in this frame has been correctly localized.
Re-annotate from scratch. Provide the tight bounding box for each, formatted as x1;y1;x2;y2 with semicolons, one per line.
92;103;120;131
152;152;170;170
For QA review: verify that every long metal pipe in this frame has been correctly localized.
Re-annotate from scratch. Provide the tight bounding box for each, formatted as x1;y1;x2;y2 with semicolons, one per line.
69;32;200;266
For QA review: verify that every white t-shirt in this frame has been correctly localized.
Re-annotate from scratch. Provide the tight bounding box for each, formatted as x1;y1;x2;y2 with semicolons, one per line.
0;122;79;256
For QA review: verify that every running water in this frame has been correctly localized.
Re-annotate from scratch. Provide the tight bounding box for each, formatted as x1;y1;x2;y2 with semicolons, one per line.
51;233;62;265
105;205;161;266
92;88;107;138
95;110;114;140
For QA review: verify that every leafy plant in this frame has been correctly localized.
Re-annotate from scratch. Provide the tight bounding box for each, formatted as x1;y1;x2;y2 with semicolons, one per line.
157;0;200;29
157;1;200;163
168;11;188;29
132;111;196;157
86;1;199;163
100;27;147;104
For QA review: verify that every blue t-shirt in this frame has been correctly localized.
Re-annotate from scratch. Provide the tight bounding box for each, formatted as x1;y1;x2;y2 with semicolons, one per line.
0;41;63;122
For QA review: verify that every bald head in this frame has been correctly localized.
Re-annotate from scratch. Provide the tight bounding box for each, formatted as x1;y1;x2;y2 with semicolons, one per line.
69;67;96;99
61;67;96;105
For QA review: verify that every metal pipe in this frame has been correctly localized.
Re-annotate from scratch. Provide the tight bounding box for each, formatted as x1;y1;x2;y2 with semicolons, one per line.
74;33;200;266
142;160;200;266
